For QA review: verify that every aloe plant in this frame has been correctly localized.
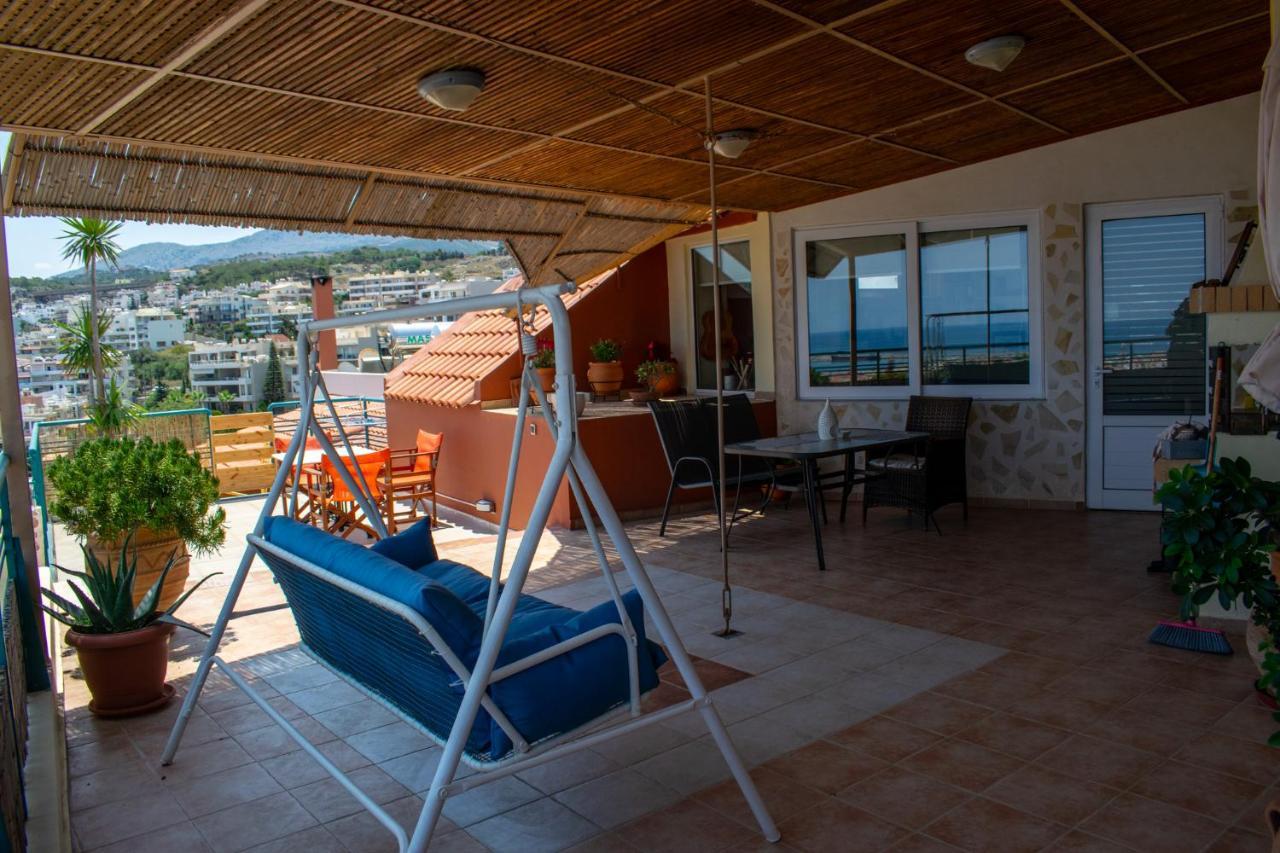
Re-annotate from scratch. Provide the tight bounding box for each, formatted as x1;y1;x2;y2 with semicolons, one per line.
40;534;219;634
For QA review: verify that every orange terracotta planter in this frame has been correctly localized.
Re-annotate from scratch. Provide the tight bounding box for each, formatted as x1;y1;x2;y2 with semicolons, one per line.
647;363;679;397
587;361;624;394
68;622;176;717
87;528;190;612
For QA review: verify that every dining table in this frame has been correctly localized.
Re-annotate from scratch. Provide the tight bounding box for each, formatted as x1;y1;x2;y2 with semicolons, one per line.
725;428;928;571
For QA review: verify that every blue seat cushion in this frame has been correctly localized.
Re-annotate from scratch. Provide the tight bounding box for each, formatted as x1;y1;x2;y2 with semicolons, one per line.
262;517;479;659
370;518;438;568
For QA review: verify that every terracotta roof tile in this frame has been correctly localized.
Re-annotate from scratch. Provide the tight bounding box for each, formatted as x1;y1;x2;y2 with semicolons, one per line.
384;271;613;407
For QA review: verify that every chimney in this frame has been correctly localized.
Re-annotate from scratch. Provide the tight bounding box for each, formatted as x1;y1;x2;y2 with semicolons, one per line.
310;275;337;371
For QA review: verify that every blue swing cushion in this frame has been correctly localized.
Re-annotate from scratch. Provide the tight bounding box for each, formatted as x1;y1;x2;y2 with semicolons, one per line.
260;516;667;761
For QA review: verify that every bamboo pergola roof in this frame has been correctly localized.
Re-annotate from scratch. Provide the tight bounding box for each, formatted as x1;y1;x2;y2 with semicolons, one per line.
0;0;1269;281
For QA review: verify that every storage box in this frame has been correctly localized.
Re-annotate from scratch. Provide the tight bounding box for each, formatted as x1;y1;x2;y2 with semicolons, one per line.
1160;438;1208;459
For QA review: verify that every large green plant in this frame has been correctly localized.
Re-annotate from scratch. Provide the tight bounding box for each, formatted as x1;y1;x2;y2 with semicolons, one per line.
48;437;226;554
1156;457;1280;743
55;306;123;375
41;537;218;634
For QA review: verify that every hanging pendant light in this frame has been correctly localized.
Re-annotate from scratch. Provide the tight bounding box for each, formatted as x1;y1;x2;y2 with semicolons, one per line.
417;68;487;111
964;36;1025;72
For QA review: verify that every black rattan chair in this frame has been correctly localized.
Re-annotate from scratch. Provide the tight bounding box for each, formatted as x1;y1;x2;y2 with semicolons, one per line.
648;396;779;540
862;395;971;533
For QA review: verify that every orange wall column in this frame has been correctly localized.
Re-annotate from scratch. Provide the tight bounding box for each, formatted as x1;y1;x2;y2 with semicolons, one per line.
311;275;337;370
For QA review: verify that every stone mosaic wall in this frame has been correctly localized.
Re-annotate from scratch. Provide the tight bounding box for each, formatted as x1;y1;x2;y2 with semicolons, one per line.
770;192;1253;507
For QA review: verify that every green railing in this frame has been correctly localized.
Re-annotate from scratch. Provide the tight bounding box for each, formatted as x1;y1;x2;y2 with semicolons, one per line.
0;451;50;853
28;409;214;566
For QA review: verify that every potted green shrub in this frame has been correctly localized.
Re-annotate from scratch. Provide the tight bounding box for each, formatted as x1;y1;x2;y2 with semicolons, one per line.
42;539;217;716
587;338;624;395
529;340;556;402
636;359;678;397
47;437;226;611
1157;457;1280;738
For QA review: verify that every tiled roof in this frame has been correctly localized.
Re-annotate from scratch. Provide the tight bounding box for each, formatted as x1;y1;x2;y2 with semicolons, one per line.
384;271;611;407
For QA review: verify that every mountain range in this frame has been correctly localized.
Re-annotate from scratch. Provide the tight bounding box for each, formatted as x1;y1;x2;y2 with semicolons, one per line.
55;230;498;278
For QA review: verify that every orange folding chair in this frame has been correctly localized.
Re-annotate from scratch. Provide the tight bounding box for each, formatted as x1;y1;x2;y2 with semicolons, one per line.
308;448;391;539
383;430;443;532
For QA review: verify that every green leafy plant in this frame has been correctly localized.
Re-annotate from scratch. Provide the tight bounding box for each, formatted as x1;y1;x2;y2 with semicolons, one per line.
529;340;555;369
1156;457;1280;743
48;437;227;555
41;535;218;634
57;217;122;403
589;338;622;363
87;378;140;436
55;306;124;376
635;359;675;387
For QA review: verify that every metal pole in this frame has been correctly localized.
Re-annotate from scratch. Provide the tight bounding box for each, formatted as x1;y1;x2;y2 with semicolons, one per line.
704;78;737;639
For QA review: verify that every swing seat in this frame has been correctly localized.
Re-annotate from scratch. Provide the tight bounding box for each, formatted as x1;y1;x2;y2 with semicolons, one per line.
254;516;667;765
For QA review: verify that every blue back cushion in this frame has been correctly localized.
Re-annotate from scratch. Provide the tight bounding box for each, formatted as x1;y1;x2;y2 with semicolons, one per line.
370;518;438;568
262;517;479;659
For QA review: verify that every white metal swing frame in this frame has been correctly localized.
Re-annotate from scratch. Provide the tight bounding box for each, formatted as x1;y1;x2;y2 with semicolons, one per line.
159;281;779;852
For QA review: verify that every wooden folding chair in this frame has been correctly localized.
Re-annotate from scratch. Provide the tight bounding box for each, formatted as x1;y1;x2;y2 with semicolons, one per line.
382;430;443;532
308;448;391;539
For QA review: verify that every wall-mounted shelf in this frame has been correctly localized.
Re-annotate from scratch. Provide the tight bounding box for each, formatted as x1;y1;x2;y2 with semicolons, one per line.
1189;283;1280;314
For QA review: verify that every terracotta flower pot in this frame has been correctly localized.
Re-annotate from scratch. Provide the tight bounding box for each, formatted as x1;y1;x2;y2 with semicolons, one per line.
649;365;679;397
87;528;190;612
67;622;176;717
587;361;624;395
529;367;557;404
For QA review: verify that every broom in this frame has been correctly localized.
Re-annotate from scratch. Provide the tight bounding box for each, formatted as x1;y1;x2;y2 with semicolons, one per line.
1148;350;1232;655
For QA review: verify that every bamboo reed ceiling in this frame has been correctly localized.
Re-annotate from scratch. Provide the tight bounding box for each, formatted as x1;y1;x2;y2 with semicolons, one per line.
0;0;1269;279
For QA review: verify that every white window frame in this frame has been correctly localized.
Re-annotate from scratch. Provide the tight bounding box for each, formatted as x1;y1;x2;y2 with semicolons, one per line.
688;238;755;394
793;210;1043;401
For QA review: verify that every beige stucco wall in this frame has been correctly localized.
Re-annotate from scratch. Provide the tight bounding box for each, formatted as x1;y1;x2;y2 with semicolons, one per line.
770;93;1265;507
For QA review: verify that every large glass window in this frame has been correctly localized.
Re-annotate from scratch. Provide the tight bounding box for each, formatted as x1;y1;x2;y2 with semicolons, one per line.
796;214;1040;399
920;226;1030;385
692;241;754;390
805;234;909;387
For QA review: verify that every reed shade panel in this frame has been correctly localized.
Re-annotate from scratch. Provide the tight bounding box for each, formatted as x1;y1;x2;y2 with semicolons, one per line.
5;136;709;286
0;0;1268;218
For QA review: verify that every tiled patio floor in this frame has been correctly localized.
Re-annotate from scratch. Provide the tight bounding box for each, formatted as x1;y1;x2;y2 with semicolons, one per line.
57;500;1279;852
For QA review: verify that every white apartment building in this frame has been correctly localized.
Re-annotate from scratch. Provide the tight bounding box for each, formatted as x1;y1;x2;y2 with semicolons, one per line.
147;283;179;308
346;271;433;307
188;338;299;410
419;276;502;321
103;308;185;351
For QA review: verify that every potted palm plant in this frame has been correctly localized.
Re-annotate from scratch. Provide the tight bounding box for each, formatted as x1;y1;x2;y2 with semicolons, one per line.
47;437;226;610
54;306;138;434
587;338;624;395
42;539;217;716
57;217;122;407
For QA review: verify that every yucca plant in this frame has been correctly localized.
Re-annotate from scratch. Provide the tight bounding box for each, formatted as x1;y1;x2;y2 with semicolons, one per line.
40;535;218;634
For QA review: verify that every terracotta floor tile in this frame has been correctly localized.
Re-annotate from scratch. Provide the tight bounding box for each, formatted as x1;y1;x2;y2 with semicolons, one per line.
828;717;941;763
1080;793;1227;853
957;622;1048;653
1120;685;1236;727
924;797;1064;853
1130;759;1265;822
1203;826;1269;853
888;833;967;853
956;713;1071;761
1082;706;1203;756
777;799;907;853
764;740;890;794
694;767;828;830
900;740;1025;793
1212;701;1280;747
1043;829;1137;852
615;799;753;853
1174;732;1280;786
838;766;971;830
932;671;1040;711
1006;691;1110;732
1037;735;1162;788
1043;668;1146;708
985;765;1119;826
885;694;993;736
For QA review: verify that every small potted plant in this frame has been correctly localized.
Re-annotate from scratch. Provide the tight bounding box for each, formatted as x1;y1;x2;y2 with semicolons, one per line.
528;339;556;402
587;338;624;395
42;539;218;716
47;437;227;610
635;341;679;397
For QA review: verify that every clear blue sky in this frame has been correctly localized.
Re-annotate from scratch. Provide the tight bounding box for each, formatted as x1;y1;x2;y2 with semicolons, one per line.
2;131;255;278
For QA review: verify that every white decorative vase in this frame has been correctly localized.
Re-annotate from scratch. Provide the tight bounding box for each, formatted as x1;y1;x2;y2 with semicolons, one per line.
816;399;836;440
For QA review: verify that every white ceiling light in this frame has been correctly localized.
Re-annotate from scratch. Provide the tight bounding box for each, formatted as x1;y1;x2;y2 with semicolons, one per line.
417;68;486;111
964;35;1025;72
711;129;758;159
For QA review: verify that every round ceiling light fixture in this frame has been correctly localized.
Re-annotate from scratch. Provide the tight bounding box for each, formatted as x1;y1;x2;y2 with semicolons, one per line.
964;35;1025;72
417;68;487;111
710;129;758;159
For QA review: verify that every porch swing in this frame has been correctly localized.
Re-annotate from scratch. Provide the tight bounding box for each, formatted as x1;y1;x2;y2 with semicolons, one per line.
157;282;779;852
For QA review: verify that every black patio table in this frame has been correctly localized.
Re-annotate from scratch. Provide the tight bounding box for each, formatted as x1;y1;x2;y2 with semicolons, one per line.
725;428;928;571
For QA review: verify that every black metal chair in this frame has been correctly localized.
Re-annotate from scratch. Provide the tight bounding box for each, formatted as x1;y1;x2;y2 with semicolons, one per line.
648;396;779;541
862;395;972;533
